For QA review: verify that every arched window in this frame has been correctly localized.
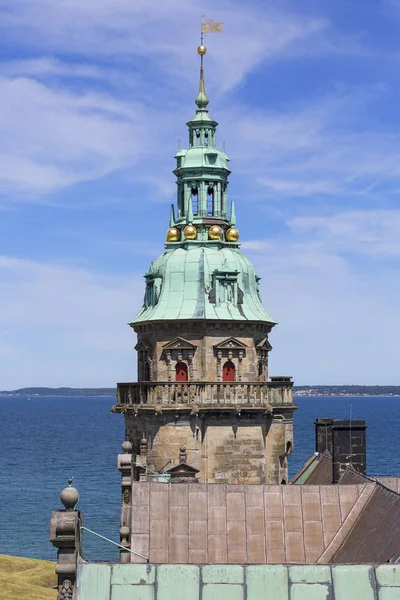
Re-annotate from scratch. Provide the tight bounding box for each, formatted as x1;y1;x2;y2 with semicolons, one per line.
175;362;188;382
223;360;235;382
144;363;150;381
191;187;198;215
258;361;263;379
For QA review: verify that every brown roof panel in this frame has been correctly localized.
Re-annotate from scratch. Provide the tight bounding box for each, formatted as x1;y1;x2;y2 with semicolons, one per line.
130;482;365;564
305;453;333;485
331;482;400;564
338;468;371;485
377;477;400;494
291;451;333;485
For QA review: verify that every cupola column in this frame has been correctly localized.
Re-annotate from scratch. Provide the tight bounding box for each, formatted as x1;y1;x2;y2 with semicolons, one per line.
222;183;228;218
214;182;221;217
198;181;206;216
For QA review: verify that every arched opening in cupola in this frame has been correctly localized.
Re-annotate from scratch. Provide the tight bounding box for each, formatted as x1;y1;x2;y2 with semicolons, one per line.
207;185;214;215
175;362;188;382
223;361;235;382
191;187;198;215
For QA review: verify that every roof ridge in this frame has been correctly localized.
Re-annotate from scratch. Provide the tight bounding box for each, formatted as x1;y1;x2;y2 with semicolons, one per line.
317;482;376;564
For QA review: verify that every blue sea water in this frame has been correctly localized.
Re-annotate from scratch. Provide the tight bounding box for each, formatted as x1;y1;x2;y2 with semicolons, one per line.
0;395;399;562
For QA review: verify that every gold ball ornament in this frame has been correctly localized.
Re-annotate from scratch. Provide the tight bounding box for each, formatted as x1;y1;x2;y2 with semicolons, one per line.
226;227;240;242
184;224;197;240
209;225;223;240
197;45;207;56
166;227;180;242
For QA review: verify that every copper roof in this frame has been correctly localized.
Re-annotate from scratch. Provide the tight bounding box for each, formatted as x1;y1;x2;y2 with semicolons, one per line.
291;451;333;485
129;482;372;564
331;481;400;564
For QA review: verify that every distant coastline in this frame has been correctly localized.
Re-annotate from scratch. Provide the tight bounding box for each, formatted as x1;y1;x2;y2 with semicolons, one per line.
0;385;399;397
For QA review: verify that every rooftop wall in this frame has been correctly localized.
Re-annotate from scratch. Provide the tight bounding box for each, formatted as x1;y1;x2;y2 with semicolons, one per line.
76;563;400;600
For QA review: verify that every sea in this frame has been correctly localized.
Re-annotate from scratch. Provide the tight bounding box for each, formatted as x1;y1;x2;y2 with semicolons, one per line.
0;395;399;562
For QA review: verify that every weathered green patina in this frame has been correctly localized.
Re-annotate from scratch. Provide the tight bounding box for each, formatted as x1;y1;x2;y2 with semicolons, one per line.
130;63;275;327
76;563;400;600
131;246;275;323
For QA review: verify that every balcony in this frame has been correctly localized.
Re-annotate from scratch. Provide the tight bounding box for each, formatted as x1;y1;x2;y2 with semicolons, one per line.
113;380;295;414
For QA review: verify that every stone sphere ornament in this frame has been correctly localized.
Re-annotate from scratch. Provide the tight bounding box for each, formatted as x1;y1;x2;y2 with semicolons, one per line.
166;227;180;242
60;478;79;511
226;227;240;242
209;225;223;240
184;224;197;240
197;45;207;55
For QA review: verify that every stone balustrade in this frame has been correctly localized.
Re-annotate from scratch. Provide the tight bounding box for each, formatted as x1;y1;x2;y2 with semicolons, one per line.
114;380;293;411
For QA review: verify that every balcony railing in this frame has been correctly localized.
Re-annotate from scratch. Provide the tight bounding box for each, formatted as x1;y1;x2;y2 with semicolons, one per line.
114;380;294;411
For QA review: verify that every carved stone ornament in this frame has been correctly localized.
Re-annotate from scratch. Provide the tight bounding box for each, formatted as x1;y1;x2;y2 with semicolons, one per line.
58;579;73;600
123;489;130;504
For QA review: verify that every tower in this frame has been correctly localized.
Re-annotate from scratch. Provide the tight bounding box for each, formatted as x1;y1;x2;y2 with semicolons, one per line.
113;44;296;486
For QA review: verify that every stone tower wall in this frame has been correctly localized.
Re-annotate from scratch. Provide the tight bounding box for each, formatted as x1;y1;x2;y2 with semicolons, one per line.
125;411;294;485
135;321;272;383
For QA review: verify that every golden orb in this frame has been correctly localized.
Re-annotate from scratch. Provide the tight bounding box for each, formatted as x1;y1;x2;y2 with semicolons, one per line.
197;45;207;56
184;224;197;240
166;227;180;242
226;227;240;242
209;225;223;240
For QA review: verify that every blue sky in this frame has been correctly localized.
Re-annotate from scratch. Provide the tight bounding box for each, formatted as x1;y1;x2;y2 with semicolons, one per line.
1;0;400;388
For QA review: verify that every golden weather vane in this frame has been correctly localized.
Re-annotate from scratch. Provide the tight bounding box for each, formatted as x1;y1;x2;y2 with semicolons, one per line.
201;18;224;34
198;17;224;63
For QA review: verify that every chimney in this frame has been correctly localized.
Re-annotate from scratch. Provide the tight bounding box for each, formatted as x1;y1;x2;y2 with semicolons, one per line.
315;418;367;483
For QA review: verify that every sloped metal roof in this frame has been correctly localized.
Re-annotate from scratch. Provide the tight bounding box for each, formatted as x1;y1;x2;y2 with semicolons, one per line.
332;481;400;564
131;246;276;325
128;482;369;565
291;451;333;485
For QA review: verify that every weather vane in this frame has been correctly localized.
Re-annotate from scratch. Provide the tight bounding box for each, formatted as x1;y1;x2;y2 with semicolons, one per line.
198;16;224;64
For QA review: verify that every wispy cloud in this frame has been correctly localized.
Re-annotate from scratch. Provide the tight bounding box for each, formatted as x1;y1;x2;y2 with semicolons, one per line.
223;84;400;203
0;255;144;387
0;0;328;92
288;210;400;257
0;75;151;196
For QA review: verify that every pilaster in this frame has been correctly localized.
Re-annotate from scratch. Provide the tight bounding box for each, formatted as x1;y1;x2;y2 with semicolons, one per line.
118;440;133;563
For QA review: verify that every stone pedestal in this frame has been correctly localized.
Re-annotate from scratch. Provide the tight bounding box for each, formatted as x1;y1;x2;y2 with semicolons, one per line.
49;482;81;600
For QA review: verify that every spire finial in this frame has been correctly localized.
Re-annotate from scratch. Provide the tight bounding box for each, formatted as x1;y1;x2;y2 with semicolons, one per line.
196;17;209;109
169;204;176;227
229;200;236;226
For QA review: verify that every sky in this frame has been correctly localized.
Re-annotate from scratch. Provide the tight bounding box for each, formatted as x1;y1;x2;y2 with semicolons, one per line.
1;0;400;388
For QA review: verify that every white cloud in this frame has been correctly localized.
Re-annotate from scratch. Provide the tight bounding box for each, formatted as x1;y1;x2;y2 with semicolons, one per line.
0;256;144;388
288;210;400;257
243;238;400;385
0;75;151;195
0;1;387;204
0;0;328;93
222;85;400;201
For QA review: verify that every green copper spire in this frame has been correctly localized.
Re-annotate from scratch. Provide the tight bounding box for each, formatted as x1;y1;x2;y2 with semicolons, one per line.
195;65;209;109
169;43;236;248
130;41;276;327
